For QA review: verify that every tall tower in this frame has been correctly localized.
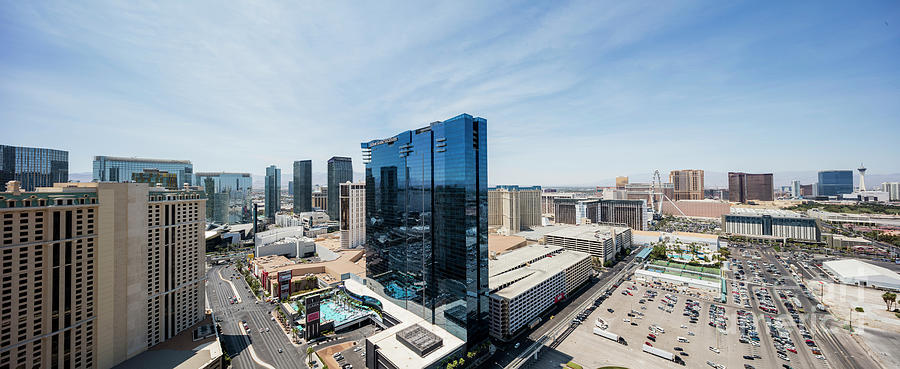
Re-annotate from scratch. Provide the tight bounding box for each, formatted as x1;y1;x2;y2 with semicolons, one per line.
857;163;867;191
361;113;489;346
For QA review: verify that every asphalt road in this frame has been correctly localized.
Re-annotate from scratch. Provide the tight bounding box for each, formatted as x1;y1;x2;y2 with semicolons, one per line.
752;245;883;369
207;264;306;369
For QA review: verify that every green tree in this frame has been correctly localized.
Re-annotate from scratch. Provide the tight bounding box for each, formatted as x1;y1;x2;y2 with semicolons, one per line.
306;346;314;364
883;292;897;311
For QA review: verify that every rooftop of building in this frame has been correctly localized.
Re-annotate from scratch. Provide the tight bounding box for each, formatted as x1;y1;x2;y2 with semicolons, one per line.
822;259;900;283
112;315;221;369
489;185;542;191
635;247;651;259
728;207;804;218
488;234;527;255
488;245;590;299
514;224;575;241
823;233;871;242
344;278;464;369
649;259;721;276
94;155;191;164
253;248;366;281
544;224;630;241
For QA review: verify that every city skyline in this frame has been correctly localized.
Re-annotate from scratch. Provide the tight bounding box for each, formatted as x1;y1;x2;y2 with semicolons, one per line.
2;1;899;186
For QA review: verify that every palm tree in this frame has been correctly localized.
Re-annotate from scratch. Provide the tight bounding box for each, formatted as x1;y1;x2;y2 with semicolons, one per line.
882;292;897;311
306;346;314;364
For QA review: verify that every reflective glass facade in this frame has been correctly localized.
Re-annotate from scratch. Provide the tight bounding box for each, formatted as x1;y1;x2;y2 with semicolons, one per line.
195;172;252;224
327;156;353;221
361;113;488;345
293;160;312;213
92;156;192;187
265;166;281;220
817;170;853;197
0;145;68;191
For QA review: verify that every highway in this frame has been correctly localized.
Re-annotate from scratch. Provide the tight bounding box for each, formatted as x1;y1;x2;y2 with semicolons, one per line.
207;264;306;369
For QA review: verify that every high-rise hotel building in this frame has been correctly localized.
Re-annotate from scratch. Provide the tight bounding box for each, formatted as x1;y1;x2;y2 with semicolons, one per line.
0;180;206;368
339;181;365;249
670;169;704;200
488;185;541;235
361;113;489;345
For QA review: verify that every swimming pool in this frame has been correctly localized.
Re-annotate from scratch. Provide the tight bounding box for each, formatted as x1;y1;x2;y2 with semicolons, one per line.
319;300;368;326
384;281;418;300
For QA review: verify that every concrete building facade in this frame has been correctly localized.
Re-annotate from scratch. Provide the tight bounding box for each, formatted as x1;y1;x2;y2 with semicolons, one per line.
722;208;820;242
488;245;591;340
340;182;366;249
670;169;704;200
599;199;648;231
541;192;573;215
882;182;900;201
488;185;541;234
544;224;632;264
0;181;206;369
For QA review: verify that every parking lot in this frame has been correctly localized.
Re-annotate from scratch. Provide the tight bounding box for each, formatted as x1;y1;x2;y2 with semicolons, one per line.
553;274;820;369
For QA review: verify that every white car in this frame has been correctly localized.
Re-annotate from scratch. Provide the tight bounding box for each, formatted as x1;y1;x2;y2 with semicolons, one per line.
623;318;630;323
708;346;720;354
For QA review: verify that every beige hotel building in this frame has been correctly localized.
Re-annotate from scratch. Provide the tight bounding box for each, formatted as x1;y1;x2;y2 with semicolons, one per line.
0;181;206;369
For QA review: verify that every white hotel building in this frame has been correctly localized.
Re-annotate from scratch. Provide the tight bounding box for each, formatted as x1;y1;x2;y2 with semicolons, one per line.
488;245;591;340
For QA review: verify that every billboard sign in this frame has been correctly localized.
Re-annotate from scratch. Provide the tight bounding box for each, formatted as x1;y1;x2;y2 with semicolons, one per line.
307;311;320;322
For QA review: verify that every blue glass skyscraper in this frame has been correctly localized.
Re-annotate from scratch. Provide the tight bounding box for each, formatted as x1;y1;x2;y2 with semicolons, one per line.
93;156;193;187
265;165;281;220
0;145;68;191
361;113;488;345
817;170;853;197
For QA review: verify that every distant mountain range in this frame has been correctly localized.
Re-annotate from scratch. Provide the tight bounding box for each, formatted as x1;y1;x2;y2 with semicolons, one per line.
540;171;900;189
69;171;900;191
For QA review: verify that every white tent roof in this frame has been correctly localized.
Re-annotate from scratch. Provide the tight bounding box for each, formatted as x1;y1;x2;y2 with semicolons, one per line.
823;259;900;289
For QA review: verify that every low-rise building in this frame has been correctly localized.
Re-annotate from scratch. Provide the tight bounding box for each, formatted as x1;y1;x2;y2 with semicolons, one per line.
822;233;872;249
841;190;891;203
822;259;900;290
488;245;591;340
722;208;821;242
544;224;631;264
251;249;367;299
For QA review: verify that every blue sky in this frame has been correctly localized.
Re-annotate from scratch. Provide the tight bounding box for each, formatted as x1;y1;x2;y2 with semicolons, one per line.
1;1;899;186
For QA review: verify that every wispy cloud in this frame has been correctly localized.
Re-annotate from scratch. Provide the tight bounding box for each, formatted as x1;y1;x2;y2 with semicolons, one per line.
1;1;898;186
